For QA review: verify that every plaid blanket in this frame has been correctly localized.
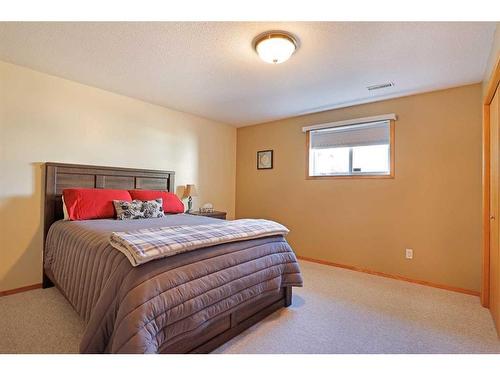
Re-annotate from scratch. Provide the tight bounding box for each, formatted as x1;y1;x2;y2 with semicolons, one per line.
109;219;289;266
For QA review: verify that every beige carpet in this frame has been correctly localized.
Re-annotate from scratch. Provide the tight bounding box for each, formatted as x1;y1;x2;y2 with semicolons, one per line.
1;260;499;354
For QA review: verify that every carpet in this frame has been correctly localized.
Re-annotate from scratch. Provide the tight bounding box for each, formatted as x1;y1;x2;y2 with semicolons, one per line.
1;260;499;354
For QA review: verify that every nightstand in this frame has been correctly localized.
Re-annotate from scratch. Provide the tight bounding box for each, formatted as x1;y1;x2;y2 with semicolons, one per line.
187;210;227;220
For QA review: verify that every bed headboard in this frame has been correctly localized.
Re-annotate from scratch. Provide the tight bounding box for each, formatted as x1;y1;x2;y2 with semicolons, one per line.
43;162;175;239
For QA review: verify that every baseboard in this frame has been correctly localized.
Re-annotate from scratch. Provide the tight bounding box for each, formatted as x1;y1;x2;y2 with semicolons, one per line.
0;283;42;297
297;255;480;297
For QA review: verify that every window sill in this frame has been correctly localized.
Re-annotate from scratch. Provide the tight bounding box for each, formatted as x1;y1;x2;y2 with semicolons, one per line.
306;174;394;180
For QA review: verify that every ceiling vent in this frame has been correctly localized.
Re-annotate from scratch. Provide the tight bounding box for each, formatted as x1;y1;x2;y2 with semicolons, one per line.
367;82;394;91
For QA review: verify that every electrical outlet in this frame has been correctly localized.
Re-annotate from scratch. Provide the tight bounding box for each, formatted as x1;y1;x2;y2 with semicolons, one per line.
405;248;413;259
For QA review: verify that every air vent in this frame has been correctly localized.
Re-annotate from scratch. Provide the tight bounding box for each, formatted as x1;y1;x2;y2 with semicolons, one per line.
367;82;394;91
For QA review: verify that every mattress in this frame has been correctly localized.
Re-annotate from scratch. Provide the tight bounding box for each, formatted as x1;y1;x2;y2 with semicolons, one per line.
44;214;303;353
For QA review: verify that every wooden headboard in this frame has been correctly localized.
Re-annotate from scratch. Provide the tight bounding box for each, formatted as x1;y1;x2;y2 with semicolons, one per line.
43;163;175;286
44;162;175;237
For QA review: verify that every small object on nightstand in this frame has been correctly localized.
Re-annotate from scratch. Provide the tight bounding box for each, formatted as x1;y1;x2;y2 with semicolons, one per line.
200;203;214;213
188;210;227;220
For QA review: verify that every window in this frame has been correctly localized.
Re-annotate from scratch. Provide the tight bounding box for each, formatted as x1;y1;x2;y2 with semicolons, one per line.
306;119;394;178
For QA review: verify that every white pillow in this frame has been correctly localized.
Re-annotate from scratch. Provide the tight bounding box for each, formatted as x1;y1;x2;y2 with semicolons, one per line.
62;195;69;220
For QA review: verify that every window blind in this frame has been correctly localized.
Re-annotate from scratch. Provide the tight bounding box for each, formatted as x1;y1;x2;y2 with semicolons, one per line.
309;120;390;149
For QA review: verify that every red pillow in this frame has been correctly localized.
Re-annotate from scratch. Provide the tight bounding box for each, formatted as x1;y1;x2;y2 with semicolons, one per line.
128;190;184;214
63;188;132;220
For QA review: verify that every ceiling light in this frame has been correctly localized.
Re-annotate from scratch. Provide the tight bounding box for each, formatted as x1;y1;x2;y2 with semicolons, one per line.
253;31;298;64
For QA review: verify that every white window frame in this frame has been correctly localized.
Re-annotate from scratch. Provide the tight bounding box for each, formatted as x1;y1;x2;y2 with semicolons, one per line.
305;115;396;179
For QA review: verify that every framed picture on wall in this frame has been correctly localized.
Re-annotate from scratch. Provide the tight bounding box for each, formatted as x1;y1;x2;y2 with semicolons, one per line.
257;150;273;170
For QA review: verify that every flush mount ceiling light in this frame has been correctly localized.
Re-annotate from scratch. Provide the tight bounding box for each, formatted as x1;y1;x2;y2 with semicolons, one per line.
253;31;299;64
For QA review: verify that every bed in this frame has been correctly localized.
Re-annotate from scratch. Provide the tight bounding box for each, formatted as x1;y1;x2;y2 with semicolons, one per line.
42;163;302;353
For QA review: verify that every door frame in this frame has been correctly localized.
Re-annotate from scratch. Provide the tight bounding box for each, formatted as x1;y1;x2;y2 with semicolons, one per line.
482;56;500;307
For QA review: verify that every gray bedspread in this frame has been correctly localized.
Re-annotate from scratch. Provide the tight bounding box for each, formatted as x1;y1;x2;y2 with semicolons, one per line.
44;214;303;353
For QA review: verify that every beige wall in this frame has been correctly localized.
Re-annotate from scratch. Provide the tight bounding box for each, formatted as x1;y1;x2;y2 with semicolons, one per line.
236;84;482;291
0;61;236;292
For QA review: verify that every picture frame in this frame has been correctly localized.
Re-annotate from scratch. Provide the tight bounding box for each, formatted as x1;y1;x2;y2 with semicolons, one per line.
257;149;273;170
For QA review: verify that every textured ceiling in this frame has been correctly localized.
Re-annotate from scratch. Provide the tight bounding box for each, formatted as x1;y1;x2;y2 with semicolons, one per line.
0;22;495;126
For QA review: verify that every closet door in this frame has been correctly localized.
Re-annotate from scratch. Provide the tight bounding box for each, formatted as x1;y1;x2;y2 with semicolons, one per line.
490;86;500;334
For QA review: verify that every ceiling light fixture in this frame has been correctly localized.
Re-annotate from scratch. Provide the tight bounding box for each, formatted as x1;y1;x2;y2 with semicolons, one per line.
253;31;299;64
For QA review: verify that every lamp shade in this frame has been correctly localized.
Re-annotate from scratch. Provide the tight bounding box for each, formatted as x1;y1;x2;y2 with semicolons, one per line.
183;184;198;198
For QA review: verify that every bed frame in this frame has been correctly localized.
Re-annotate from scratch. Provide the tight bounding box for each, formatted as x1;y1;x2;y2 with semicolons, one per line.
43;162;292;354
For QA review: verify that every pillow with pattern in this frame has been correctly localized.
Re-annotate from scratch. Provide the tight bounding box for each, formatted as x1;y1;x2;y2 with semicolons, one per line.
113;199;164;220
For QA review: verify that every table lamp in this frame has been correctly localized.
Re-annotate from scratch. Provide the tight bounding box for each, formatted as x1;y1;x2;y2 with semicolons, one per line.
182;184;198;213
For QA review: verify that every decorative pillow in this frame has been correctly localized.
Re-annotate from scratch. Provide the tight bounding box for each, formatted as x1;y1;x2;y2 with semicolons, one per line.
128;190;184;214
63;188;132;221
113;199;164;220
62;196;69;220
